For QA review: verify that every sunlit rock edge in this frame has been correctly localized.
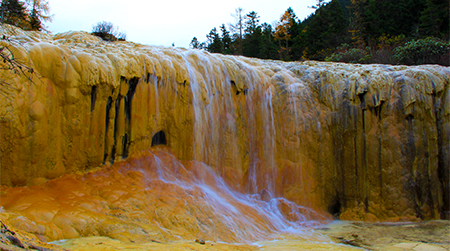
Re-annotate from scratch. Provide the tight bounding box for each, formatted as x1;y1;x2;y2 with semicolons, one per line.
0;24;449;244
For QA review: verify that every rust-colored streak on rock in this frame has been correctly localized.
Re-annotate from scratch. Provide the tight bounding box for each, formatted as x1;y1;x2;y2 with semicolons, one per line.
0;146;330;243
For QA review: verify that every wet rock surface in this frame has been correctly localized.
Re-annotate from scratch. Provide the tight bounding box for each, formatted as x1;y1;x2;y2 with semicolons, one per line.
0;24;449;249
2;219;447;250
318;220;450;250
0;147;329;244
0;220;66;251
1;25;449;221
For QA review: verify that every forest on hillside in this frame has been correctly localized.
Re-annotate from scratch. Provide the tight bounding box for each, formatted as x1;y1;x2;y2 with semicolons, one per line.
191;0;449;65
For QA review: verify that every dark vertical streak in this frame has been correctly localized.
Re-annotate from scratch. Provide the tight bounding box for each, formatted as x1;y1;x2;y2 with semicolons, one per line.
91;85;98;113
103;96;113;164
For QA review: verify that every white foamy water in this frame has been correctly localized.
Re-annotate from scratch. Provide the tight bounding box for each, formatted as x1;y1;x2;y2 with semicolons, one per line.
129;148;326;243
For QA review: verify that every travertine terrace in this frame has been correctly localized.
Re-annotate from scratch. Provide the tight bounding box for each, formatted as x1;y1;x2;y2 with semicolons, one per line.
0;25;448;245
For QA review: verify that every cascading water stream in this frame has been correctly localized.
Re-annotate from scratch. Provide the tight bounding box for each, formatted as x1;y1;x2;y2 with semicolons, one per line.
139;51;327;242
183;51;217;164
133;148;327;243
262;88;278;196
183;52;239;177
153;52;324;241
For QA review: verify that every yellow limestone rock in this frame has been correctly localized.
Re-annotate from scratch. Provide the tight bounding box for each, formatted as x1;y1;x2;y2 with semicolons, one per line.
0;146;330;243
0;24;449;246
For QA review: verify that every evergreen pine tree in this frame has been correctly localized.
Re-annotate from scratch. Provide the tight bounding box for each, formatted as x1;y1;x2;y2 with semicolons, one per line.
304;0;348;60
260;23;278;59
220;24;232;54
242;11;264;58
1;0;29;29
190;37;204;49
420;0;449;39
206;27;223;53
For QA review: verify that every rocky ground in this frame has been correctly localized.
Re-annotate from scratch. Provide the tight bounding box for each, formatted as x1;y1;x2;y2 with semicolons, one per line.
316;220;450;251
0;220;66;251
1;219;448;250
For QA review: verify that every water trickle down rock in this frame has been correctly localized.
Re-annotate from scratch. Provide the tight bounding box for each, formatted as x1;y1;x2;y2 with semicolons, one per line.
0;25;449;242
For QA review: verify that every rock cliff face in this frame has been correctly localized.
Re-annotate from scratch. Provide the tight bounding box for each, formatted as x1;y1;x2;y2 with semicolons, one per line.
0;25;449;232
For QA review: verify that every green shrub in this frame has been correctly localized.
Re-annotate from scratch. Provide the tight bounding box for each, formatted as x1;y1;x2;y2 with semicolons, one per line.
325;44;372;63
392;37;449;66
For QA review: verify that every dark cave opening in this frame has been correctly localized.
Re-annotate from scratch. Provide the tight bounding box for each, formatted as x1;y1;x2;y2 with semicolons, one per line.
328;198;342;219
151;131;167;146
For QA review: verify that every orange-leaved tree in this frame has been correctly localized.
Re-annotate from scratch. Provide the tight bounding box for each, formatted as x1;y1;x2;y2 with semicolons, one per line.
274;7;297;60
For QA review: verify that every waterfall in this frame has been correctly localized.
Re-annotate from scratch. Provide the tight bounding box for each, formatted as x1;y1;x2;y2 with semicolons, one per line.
1;28;449;246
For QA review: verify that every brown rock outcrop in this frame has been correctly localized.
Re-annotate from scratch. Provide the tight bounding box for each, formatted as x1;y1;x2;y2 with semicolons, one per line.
0;24;448;237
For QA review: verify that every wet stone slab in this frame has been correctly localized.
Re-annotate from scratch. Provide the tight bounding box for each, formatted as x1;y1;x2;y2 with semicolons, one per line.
317;220;450;251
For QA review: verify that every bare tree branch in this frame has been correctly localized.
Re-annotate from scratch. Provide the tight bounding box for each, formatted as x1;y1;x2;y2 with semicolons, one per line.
0;25;35;98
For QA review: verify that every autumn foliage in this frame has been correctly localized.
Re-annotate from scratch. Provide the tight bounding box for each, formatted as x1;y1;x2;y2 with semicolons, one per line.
192;0;449;65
